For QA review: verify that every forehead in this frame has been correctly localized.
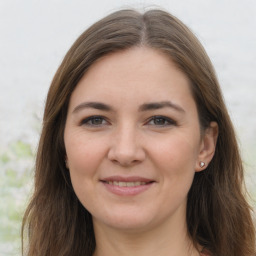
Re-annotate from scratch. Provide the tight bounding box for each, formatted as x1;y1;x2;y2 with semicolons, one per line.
68;47;195;111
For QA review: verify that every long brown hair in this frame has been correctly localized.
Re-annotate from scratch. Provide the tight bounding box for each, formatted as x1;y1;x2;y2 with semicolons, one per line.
22;9;255;256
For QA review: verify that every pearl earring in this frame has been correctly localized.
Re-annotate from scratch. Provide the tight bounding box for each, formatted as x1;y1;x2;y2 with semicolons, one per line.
199;161;205;168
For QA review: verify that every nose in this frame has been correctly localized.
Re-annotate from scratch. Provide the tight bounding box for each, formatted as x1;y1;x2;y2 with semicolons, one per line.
107;124;146;167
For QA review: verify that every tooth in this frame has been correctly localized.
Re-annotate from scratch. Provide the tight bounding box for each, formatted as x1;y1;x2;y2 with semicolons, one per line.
107;181;149;187
119;181;126;187
127;182;134;187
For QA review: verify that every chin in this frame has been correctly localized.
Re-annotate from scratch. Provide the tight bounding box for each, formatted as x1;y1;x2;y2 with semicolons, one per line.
92;207;161;232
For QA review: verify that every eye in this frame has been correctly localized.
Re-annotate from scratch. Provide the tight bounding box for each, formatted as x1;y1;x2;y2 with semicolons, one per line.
80;116;108;126
147;116;176;126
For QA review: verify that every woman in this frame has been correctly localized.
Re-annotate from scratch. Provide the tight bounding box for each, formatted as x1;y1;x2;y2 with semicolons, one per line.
22;9;255;256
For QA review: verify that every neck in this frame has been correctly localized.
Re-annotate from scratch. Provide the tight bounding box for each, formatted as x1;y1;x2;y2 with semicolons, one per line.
93;214;200;256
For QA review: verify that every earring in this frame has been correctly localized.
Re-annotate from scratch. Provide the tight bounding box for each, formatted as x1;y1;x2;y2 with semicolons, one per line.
199;161;205;168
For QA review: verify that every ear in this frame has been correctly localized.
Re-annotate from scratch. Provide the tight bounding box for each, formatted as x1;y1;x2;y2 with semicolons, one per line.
195;121;218;172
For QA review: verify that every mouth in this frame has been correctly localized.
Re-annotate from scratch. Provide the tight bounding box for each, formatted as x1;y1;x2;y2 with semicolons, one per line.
103;181;152;187
100;176;155;196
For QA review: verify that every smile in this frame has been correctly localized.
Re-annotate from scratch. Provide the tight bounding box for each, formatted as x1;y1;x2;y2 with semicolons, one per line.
101;177;155;196
105;181;148;187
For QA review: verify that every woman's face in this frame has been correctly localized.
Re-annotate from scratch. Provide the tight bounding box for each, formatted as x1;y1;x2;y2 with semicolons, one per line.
64;47;213;232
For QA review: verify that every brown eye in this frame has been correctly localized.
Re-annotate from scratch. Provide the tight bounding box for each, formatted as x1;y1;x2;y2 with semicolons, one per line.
153;117;167;125
81;116;107;126
90;117;104;125
147;116;176;126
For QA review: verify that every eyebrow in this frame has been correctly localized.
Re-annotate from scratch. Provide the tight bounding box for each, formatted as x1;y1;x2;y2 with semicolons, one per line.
138;101;185;113
72;102;113;114
72;101;185;114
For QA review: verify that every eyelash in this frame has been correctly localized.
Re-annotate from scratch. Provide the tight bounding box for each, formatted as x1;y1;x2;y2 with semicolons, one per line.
80;116;108;126
80;115;177;127
146;116;177;127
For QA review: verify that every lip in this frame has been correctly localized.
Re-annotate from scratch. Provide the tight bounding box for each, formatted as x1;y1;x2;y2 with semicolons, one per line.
101;176;154;183
100;176;155;196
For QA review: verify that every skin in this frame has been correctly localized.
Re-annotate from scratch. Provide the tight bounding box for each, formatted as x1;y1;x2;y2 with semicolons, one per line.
64;47;218;256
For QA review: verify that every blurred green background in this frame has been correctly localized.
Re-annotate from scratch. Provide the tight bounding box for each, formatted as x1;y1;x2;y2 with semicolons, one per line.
0;141;33;255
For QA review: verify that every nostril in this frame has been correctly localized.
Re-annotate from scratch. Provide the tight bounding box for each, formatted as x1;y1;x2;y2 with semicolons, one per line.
110;159;139;167
107;147;145;166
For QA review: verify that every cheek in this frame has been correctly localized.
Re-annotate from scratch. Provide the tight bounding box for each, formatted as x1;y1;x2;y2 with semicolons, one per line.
65;136;106;208
153;133;199;165
150;133;200;184
65;134;107;180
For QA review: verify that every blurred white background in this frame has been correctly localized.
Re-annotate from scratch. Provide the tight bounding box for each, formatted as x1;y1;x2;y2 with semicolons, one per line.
0;0;255;253
0;0;256;255
0;0;255;149
1;0;256;192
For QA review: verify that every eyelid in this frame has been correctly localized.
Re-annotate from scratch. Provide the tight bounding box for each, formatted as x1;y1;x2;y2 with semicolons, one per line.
79;115;176;127
146;115;177;126
80;115;109;126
